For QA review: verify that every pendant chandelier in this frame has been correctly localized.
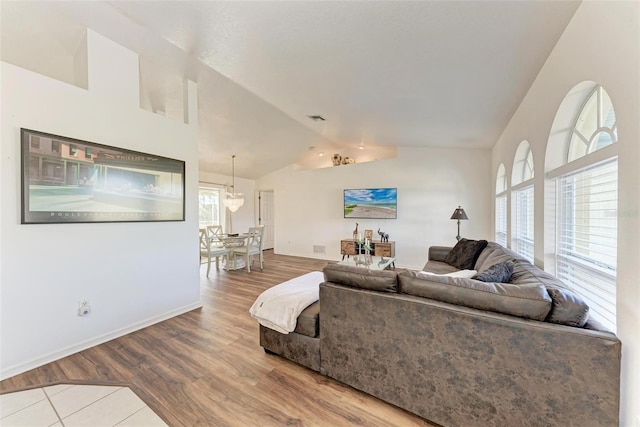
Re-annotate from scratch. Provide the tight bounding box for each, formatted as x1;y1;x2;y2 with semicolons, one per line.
223;155;244;212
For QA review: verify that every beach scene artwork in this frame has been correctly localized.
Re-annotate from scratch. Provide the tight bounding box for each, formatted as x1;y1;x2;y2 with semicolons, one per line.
344;188;397;219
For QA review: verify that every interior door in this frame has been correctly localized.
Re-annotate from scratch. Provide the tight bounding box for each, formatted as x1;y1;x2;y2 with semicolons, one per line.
259;191;275;250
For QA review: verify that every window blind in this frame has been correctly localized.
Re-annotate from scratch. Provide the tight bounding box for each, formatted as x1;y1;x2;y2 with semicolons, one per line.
513;185;534;262
495;194;507;247
556;158;617;331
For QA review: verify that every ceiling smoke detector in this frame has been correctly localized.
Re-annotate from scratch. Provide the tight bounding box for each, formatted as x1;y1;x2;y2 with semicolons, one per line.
307;115;326;122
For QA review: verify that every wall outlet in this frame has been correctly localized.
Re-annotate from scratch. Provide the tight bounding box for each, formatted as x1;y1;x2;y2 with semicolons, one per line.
78;299;91;316
635;415;640;427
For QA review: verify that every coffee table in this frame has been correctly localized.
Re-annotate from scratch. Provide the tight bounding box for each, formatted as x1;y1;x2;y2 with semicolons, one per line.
337;255;395;270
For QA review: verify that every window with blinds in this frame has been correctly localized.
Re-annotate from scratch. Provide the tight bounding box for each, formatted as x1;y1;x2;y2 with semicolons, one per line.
513;185;534;262
556;158;617;331
495;194;507;247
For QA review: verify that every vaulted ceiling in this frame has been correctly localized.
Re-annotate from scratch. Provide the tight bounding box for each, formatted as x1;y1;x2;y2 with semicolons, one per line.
1;1;580;178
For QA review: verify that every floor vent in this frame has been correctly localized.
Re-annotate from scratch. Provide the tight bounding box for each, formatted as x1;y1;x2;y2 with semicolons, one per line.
313;245;326;254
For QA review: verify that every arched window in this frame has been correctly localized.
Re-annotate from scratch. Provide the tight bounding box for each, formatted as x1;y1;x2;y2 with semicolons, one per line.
495;164;507;247
568;85;617;162
511;141;534;262
546;82;618;332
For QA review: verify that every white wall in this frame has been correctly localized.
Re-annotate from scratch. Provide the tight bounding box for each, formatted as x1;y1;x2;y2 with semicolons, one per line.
257;146;491;269
0;30;201;379
490;2;640;424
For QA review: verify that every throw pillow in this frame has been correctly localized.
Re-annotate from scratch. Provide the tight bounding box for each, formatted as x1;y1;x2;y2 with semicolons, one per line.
444;238;488;270
418;269;478;279
473;260;514;283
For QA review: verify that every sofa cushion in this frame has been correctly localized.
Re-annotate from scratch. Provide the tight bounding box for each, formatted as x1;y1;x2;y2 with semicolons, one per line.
428;246;453;263
294;301;319;338
398;270;552;321
475;243;590;327
510;259;590;327
444;239;488;270
323;263;398;293
474;241;521;272
545;286;590;327
422;260;459;275
473;260;514;283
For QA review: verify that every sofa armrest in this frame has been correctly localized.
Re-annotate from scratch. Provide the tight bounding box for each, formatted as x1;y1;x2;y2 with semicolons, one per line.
428;246;452;262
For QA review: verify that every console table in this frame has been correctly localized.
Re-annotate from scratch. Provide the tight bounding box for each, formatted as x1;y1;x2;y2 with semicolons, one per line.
338;255;395;271
340;239;395;259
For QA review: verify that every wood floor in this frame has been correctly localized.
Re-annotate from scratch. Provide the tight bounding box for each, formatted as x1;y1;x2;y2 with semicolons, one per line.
1;251;435;426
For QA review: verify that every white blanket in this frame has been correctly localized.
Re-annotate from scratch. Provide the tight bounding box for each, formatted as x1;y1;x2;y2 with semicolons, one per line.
418;269;477;278
249;271;323;334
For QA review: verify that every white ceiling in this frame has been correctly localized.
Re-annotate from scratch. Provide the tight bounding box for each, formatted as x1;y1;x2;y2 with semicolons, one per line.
1;1;580;179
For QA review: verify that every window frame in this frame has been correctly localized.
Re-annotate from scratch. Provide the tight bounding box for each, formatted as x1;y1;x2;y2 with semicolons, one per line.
511;141;534;261
512;182;534;263
567;85;617;163
198;183;225;229
495;164;508;247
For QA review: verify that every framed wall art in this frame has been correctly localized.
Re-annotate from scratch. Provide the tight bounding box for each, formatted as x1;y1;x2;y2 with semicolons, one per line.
343;188;397;219
21;128;185;224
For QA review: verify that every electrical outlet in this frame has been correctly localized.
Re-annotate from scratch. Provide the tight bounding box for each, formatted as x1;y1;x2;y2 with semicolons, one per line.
635;415;640;427
78;299;91;316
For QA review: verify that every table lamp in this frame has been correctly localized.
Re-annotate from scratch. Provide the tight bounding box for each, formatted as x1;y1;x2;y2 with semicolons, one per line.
450;206;468;241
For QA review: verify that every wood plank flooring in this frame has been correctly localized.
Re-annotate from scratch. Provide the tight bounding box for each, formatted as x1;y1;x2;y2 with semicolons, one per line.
1;251;435;426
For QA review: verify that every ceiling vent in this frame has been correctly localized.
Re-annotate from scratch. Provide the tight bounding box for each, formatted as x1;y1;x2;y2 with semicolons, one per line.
307;115;326;121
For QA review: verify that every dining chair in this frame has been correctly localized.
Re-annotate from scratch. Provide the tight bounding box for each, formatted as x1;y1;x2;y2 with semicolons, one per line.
231;225;264;273
206;225;224;248
199;227;229;277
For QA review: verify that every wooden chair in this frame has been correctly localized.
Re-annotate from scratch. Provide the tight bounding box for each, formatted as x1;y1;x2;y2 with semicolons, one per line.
206;225;224;248
231;225;264;273
199;228;229;277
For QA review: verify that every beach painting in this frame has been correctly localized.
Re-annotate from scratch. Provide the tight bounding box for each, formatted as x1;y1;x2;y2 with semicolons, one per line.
344;188;397;219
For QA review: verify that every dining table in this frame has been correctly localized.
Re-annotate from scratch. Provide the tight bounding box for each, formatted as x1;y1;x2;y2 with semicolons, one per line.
220;233;249;271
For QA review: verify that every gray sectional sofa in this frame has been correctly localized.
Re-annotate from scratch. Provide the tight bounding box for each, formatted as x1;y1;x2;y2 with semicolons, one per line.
259;241;621;427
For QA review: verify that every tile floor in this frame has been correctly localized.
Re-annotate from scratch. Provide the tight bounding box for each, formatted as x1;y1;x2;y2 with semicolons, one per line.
0;384;168;426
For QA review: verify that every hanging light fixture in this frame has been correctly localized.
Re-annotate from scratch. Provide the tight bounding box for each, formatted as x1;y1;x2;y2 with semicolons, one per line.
223;155;244;212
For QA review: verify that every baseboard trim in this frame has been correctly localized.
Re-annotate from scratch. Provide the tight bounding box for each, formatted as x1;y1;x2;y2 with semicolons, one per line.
0;301;203;381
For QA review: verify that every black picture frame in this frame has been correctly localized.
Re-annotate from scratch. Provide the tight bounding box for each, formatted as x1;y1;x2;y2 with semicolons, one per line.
343;188;398;219
21;128;185;224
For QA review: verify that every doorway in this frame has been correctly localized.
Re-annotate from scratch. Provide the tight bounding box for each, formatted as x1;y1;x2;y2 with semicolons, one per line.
259;190;275;250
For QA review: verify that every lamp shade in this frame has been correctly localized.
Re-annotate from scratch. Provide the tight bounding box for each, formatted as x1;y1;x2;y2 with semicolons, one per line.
450;206;468;220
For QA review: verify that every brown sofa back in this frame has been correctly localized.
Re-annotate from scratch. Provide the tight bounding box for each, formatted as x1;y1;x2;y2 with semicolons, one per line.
433;242;592;328
319;282;621;427
325;241;595;329
398;270;552;321
322;263;398;293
